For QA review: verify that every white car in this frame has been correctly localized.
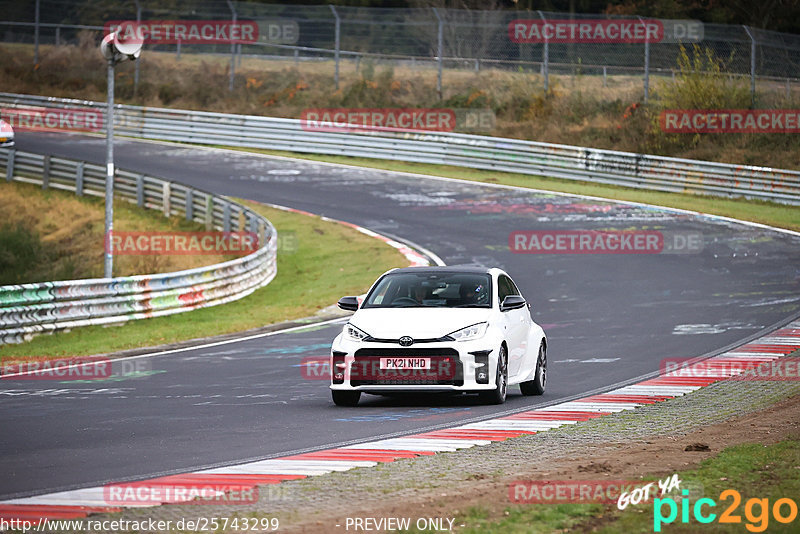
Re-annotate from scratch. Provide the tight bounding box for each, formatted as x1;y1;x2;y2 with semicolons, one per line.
0;119;14;148
330;266;547;406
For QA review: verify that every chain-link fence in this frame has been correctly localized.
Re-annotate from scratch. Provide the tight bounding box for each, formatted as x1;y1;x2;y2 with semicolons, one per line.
2;1;800;101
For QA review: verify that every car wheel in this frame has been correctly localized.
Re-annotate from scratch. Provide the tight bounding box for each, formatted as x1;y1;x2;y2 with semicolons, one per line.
520;342;546;396
479;345;507;405
332;390;361;407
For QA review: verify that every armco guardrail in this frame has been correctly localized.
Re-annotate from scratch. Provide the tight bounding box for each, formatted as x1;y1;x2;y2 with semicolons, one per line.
0;148;277;345
1;92;799;205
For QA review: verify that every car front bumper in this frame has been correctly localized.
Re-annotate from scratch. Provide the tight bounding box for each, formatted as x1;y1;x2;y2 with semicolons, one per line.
329;333;501;393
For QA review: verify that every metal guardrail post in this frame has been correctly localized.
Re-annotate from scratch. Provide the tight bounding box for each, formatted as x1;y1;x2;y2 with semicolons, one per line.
223;203;231;232
743;25;756;107
432;7;443;100
136;174;144;206
6;149;14;182
185;188;193;221
162;182;171;216
76;161;84;196
329;5;341;91
42;154;50;190
537;11;549;93
205;195;213;230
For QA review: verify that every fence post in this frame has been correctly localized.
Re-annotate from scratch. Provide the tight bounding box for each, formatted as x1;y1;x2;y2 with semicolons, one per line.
743;25;756;106
136;174;144;207
176;39;181;60
76;161;84;196
205;195;214;230
55;25;60;46
537;11;549;92
162;182;171;217
432;7;443;100
34;0;40;65
603;66;607;87
226;0;237;91
185;188;194;222
223;203;231;232
6;149;14;182
329;5;341;90
638;16;650;103
42;154;50;190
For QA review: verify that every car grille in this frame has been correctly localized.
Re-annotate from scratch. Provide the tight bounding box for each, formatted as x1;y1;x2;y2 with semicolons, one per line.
351;348;463;386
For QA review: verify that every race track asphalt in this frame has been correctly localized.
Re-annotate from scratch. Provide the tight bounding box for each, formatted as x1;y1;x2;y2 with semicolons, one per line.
1;132;798;498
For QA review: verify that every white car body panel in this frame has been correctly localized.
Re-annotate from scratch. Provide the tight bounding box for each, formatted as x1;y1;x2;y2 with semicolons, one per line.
330;267;547;398
0;119;14;148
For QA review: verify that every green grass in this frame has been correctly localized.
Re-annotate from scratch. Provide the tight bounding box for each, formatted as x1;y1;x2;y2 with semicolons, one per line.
449;440;800;533
220;147;800;233
0;180;228;283
0;201;406;360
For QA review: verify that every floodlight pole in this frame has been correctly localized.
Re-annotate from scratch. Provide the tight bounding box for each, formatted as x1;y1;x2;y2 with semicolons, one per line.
104;57;116;278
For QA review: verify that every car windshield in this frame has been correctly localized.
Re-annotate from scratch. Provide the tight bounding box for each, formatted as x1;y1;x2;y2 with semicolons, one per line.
362;272;492;308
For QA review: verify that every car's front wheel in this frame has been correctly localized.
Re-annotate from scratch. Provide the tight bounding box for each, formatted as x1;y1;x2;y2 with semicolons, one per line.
520;342;546;396
479;345;507;405
332;390;361;406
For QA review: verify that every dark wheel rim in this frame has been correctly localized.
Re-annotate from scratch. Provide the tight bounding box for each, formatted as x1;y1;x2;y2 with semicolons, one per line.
498;347;508;399
538;345;547;388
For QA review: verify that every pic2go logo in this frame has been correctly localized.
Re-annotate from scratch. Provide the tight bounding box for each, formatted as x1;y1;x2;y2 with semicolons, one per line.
654;489;798;532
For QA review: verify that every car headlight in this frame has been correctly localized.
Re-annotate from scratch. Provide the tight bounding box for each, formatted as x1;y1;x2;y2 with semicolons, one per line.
343;323;370;341
447;322;488;342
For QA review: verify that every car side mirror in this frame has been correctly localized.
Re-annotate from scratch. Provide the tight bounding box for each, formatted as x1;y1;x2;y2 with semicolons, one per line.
500;295;526;311
337;296;359;311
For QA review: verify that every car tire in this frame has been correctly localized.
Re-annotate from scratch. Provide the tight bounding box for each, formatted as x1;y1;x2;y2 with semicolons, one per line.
332;390;361;407
520;342;546;396
479;345;508;405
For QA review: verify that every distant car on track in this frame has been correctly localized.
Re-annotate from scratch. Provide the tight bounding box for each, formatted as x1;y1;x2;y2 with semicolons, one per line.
330;266;547;406
0;119;14;148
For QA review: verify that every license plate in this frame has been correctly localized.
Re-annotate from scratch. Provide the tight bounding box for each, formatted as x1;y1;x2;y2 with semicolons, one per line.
380;357;431;370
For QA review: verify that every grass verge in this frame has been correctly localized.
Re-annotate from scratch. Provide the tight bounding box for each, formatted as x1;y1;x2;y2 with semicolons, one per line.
451;439;800;533
222;147;800;233
0;180;228;283
0;200;407;360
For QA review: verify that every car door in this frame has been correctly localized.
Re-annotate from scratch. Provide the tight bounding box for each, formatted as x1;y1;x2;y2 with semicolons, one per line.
498;275;528;377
